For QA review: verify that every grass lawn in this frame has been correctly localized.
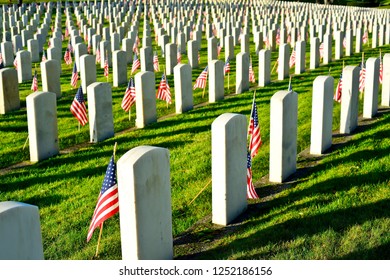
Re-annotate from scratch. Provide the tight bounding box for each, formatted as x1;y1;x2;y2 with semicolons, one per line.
0;2;389;260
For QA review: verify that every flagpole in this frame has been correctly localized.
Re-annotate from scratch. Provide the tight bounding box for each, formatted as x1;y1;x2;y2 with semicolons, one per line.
271;60;278;73
95;142;118;258
129;106;131;121
165;69;169;108
106;50;109;82
228;72;230;91
23;135;29;150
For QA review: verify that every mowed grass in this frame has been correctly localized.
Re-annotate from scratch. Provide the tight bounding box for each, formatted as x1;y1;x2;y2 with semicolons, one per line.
1;4;390;259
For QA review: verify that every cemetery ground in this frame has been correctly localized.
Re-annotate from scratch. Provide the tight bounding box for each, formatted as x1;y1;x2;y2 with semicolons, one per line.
1;5;390;260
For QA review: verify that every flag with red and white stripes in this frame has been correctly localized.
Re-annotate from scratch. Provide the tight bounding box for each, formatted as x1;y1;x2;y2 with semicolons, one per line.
248;97;262;158
70;86;88;126
224;58;230;76
177;49;182;63
217;42;222;57
95;48;101;64
70;63;78;88
379;57;383;84
289;49;296;68
359;62;366;92
13;57;18;70
31;70;38;92
104;58;109;78
64;48;72;65
334;73;342;103
153;51;160;72
249;59;256;83
193;66;208;89
41;50;47;62
87;156;119;242
121;77;136;112
131;54;140;74
246;152;259;199
156;74;172;104
319;43;324;59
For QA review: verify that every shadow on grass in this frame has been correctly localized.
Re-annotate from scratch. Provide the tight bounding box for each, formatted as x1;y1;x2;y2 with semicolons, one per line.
177;197;390;260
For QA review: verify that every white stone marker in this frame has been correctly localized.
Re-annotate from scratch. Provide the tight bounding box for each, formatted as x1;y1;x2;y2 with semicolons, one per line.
295;40;306;74
112;50;127;87
26;91;59;162
258;49;271;87
0;201;44;260
166;43;177;75
269;90;298;183
17;50;32;83
0;68;20;114
335;31;344;60
135;71;156;128
80;54;96;92
363;57;379;119
208;37;218;62
278;43;290;80
140;46;153;72
323;33;332;65
74;43;87;72
1;41;14;67
236;52;249;94
87;82;114;143
212;113;247;226
340;66;359;134
174;63;193;113
118;146;173;260
209;59;224;103
382;54;390;107
27;39;39;62
310;76;334;155
310;37;320;70
224;35;234;61
41;59;61;98
188;40;199;69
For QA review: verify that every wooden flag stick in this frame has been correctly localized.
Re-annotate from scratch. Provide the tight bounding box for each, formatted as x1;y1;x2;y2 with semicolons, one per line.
22;135;29;150
202;83;206;98
95;222;104;257
328;67;332;76
188;179;212;206
78;122;80;132
228;72;230;90
271;60;278;73
129;107;131;121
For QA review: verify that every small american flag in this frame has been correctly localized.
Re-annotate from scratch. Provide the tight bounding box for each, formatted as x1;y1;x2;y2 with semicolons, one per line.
153;51;160;72
70;86;88;126
289;49;296;68
319;43;324;59
87;156;119;242
359;62;365;93
104;58;109;78
42;50;47;62
217;42;222;57
177;48;182;63
249;59;256;83
198;50;200;64
131;54;140;74
362;30;368;44
121;77;136;112
65;27;69;38
0;52;3;69
379;56;383;84
343;37;347;49
224;58;230;76
70;63;79;88
68;41;73;53
334;73;342;103
64;48;72;65
156;74;172;104
193;66;208;89
246;152;259;199
248;98;262;158
31;70;38;92
95;48;101;63
13;57;18;70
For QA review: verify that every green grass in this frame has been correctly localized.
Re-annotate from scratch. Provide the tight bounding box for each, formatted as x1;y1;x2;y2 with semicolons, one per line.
0;4;390;260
